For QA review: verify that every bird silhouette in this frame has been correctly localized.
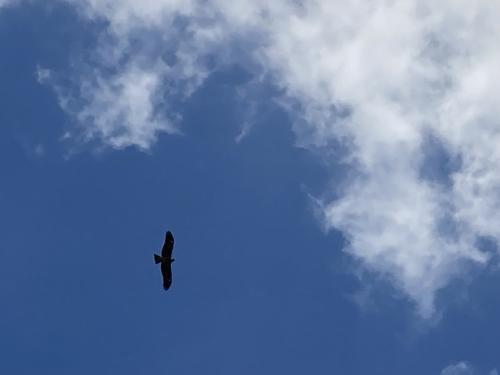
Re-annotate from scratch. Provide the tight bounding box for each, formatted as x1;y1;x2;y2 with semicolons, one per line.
153;231;175;290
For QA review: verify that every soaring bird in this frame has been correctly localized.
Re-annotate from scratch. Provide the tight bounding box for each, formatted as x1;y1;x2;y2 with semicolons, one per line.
153;231;175;290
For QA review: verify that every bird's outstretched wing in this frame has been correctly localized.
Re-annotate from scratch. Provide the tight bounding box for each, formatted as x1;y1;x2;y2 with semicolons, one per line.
161;231;174;258
161;262;172;290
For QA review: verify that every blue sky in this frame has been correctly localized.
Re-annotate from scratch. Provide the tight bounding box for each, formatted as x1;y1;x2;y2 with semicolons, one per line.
1;1;500;374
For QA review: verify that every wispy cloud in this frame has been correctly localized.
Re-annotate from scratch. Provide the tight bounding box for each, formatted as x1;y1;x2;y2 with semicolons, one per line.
440;362;498;375
441;362;474;375
60;60;179;150
0;0;20;8
24;0;500;316
35;65;51;84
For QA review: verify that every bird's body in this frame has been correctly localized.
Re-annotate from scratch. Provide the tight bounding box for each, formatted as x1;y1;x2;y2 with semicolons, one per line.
154;231;175;290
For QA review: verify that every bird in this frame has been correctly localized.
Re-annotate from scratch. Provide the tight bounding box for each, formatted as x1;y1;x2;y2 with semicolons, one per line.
153;231;175;290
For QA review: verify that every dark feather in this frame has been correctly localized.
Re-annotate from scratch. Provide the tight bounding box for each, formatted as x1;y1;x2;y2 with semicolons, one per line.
161;262;172;290
161;231;174;258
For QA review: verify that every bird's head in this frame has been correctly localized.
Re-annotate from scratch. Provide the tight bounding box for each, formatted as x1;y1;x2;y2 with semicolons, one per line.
170;258;175;263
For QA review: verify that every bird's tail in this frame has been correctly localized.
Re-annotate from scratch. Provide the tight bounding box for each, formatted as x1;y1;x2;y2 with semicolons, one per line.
154;254;163;264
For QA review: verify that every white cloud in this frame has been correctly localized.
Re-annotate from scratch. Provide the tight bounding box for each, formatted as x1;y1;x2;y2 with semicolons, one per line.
440;362;498;375
34;0;500;316
35;65;51;84
61;60;179;150
249;0;500;317
0;0;19;7
441;362;474;375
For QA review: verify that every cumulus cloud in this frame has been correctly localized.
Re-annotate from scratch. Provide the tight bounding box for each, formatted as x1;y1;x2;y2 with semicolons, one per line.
30;0;500;316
